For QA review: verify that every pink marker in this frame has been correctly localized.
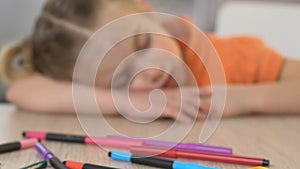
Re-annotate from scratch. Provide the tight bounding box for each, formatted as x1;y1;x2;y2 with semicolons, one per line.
109;135;233;155
0;138;39;154
85;137;144;148
23;131;144;149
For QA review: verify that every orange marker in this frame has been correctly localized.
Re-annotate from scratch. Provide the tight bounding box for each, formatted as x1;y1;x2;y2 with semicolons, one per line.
63;161;120;169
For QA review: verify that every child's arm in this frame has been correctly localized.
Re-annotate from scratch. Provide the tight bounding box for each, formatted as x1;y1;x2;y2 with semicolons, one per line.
223;81;300;116
201;59;300;116
6;75;118;115
251;59;300;115
242;80;300;115
7;75;200;123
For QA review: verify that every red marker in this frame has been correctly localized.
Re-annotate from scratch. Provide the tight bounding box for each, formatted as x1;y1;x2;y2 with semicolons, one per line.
63;160;120;169
0;138;39;154
23;131;144;149
130;146;270;167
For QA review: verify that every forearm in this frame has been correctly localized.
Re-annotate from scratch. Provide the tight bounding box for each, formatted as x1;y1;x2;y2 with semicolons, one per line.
234;80;300;115
42;83;118;115
7;76;118;115
7;78;72;114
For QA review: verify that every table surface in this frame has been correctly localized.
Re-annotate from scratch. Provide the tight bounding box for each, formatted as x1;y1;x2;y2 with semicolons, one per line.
0;104;299;169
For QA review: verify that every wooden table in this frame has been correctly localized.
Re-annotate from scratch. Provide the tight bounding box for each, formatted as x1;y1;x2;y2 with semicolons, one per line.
0;103;299;169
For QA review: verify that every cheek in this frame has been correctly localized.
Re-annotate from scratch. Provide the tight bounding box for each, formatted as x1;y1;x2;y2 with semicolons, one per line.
130;75;147;91
130;72;163;91
151;36;181;58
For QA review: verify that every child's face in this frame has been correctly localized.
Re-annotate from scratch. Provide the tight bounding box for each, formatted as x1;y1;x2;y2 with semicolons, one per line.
93;1;187;91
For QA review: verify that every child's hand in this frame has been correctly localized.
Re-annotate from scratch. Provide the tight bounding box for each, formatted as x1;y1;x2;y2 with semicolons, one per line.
199;85;253;117
114;87;202;123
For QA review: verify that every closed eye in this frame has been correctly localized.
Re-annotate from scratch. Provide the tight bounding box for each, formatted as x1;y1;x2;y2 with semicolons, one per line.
111;65;133;89
135;34;152;50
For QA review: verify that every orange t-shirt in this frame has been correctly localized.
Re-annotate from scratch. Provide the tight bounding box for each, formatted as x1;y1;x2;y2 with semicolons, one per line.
180;32;284;87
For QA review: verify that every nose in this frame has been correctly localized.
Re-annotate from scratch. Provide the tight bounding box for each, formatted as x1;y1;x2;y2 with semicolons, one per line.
143;68;164;83
130;68;164;91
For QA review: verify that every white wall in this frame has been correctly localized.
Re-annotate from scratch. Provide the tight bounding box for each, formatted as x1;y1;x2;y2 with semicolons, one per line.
147;0;213;31
0;0;45;48
216;1;300;58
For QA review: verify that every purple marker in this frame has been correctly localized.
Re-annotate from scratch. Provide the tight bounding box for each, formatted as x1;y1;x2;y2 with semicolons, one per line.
177;143;232;155
109;136;232;155
35;142;68;169
144;140;232;155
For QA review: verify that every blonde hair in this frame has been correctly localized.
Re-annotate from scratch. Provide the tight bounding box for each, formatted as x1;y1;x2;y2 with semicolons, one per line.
0;39;34;83
0;0;100;84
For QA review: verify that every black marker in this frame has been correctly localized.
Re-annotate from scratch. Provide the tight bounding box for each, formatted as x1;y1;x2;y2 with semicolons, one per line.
109;151;220;169
0;139;38;154
35;142;68;169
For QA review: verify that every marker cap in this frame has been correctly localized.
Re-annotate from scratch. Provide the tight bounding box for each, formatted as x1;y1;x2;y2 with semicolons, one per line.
35;142;54;161
23;131;46;140
173;161;219;169
20;138;39;149
109;152;132;162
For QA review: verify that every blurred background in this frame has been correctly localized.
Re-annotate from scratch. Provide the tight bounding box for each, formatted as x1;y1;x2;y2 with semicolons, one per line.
0;0;300;102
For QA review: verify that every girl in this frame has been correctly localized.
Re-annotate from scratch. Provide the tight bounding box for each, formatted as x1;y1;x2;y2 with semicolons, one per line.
1;0;300;123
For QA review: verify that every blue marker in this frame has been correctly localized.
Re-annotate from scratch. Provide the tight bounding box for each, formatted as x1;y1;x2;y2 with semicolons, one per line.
108;151;220;169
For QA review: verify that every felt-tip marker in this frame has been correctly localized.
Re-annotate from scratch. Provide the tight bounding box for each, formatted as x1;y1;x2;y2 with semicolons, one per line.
0;138;38;154
130;145;270;166
109;135;232;155
108;151;220;169
19;161;47;169
23;131;143;149
63;160;120;169
35;142;67;169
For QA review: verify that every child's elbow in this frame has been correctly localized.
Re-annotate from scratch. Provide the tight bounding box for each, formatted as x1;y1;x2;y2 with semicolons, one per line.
6;84;39;112
6;85;20;105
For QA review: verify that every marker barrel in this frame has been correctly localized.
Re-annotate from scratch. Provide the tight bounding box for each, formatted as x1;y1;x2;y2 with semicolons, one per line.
0;139;38;154
109;135;232;155
23;131;144;149
19;161;48;169
50;157;68;169
130;146;269;167
178;151;269;166
23;131;86;143
46;133;86;143
131;154;173;169
0;142;20;154
85;137;144;148
109;151;220;169
64;160;121;169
